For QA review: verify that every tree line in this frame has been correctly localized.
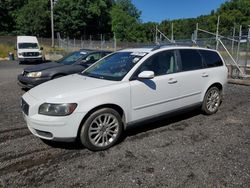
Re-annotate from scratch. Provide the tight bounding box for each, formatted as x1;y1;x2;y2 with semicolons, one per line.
0;0;249;42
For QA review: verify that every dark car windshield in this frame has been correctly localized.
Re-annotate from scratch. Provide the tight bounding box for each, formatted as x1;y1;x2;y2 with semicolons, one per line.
57;51;87;65
81;51;147;81
18;43;39;49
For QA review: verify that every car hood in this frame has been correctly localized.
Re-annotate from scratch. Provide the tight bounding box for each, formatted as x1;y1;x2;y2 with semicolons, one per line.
24;62;63;72
27;74;116;101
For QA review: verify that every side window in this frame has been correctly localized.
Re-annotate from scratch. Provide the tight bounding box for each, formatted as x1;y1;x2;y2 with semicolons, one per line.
135;50;177;77
199;50;223;67
85;53;102;62
102;52;111;57
179;49;203;71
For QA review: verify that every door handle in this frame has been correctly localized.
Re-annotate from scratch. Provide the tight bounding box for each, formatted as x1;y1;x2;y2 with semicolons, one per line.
168;78;177;84
202;73;209;77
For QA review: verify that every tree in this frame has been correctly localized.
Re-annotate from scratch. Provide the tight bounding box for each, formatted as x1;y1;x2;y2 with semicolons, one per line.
15;0;50;37
111;0;145;42
54;0;113;38
0;0;27;34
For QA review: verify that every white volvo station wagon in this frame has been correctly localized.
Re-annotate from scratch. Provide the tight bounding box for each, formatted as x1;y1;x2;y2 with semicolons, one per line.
21;46;228;150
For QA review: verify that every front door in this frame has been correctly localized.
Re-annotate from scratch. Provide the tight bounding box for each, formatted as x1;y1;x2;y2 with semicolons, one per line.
129;50;181;122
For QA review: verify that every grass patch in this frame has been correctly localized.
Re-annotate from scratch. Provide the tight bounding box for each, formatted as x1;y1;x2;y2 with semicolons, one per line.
0;44;15;58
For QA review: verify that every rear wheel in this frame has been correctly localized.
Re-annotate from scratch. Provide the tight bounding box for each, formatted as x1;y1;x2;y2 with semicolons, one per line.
202;86;221;115
80;108;123;151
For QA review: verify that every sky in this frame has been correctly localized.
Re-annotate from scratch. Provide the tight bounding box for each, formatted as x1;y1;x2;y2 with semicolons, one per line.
131;0;227;23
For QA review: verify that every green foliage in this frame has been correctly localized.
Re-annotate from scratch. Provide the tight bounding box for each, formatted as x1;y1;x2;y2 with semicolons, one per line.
0;0;250;42
54;0;113;38
111;0;147;42
15;0;50;36
158;0;250;40
0;0;27;34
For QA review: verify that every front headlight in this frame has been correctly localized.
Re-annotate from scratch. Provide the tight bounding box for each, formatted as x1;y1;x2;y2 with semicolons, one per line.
38;103;77;116
26;72;42;78
18;53;23;56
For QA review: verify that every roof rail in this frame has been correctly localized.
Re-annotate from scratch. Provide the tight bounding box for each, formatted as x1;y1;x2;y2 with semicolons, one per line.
151;41;199;51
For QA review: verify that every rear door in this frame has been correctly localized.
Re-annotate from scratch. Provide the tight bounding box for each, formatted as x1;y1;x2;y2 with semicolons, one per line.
175;49;206;106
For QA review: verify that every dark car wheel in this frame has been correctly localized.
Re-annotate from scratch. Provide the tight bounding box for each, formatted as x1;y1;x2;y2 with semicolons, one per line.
80;108;123;151
52;74;65;79
202;86;221;115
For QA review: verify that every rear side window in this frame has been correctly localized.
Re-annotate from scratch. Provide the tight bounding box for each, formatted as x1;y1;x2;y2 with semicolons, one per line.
179;49;203;71
199;50;223;67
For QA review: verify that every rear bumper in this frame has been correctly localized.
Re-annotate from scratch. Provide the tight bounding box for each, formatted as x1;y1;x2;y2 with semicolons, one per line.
17;74;51;88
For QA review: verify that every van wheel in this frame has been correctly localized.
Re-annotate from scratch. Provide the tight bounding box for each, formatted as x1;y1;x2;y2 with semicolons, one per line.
202;86;221;115
80;108;123;151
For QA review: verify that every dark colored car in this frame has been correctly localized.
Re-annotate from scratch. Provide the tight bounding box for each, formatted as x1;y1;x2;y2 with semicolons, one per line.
18;49;111;88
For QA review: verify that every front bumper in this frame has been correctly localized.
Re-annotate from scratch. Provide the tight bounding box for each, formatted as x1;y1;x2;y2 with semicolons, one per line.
17;74;51;88
21;94;85;141
18;57;43;63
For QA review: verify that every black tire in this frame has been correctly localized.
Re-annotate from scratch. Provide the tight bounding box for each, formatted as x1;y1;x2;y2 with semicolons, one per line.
202;86;221;115
80;108;123;151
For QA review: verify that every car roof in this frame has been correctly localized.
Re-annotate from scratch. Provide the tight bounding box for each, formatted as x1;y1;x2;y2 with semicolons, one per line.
119;46;217;54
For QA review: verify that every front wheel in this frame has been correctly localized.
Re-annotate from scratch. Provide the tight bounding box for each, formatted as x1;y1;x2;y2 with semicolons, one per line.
80;108;123;151
202;86;221;115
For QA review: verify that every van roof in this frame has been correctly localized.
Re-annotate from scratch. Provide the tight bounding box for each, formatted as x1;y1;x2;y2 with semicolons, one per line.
17;36;38;43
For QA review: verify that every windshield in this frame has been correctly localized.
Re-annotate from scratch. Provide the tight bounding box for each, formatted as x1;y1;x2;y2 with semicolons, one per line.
81;51;147;81
18;43;39;49
58;51;87;65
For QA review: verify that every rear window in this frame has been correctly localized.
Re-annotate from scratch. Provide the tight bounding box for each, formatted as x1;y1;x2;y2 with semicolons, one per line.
199;50;223;67
179;49;203;71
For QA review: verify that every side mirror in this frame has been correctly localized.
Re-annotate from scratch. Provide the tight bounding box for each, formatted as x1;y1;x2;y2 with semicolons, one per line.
138;71;155;79
40;47;43;50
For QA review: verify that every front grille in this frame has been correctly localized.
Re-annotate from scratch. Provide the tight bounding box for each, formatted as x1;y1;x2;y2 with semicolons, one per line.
23;52;39;57
21;98;29;115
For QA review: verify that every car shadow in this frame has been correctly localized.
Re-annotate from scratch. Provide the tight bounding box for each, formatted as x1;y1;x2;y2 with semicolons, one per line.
19;60;50;65
41;107;201;150
41;139;85;150
121;107;201;142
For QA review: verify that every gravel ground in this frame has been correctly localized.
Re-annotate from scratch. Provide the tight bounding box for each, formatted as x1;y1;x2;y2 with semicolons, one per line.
0;61;250;188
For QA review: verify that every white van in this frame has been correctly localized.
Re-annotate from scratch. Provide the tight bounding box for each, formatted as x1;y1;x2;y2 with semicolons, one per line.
21;46;228;151
16;36;43;64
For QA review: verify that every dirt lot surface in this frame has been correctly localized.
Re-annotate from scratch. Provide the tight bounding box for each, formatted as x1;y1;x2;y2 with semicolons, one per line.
0;61;250;188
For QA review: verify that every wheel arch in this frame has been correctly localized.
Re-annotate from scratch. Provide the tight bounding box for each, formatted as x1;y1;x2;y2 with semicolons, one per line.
207;82;223;91
52;73;67;79
202;82;223;101
77;103;126;139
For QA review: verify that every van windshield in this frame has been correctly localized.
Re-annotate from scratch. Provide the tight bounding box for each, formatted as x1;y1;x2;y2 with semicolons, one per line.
81;51;147;81
18;43;39;49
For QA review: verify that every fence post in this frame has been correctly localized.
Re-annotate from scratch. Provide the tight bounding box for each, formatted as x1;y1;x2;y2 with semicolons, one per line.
236;25;242;63
155;25;158;44
101;34;103;50
171;22;174;43
113;32;117;51
244;27;250;74
231;24;236;54
216;16;220;50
